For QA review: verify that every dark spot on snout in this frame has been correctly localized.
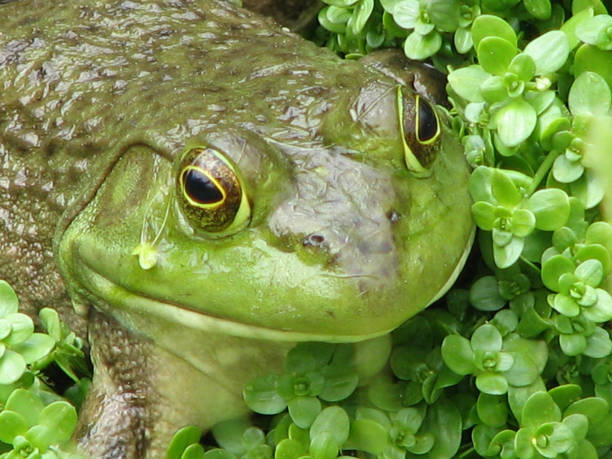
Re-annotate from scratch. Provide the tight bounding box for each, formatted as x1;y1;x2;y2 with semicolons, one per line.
303;233;326;248
387;210;400;223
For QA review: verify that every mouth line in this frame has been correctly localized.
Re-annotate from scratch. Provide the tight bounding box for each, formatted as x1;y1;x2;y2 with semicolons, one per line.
76;258;391;343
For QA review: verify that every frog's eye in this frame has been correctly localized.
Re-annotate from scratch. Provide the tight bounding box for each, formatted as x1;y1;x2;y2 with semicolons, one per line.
396;87;441;177
176;147;251;235
415;95;440;144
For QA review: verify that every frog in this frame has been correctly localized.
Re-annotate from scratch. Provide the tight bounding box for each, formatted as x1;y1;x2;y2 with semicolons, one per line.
0;0;474;457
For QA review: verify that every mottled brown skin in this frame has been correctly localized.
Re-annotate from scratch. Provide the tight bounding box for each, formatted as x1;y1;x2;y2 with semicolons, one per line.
0;0;472;457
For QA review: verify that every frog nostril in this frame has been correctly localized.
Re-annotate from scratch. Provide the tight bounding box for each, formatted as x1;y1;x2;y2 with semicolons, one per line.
387;210;400;223
303;233;326;248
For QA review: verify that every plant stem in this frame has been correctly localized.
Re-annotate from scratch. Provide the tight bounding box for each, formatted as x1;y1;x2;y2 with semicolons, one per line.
528;149;562;195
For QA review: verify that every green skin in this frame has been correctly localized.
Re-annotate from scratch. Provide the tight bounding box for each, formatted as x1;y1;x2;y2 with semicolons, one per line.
0;0;473;457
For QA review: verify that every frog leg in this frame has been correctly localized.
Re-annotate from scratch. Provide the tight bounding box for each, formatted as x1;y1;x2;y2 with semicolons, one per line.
75;309;293;458
74;311;157;458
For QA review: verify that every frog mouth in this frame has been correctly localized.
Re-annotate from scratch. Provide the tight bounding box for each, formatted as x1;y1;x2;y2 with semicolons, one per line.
73;257;394;344
70;221;473;346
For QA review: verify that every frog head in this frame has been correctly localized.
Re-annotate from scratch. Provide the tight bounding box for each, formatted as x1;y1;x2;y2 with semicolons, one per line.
56;54;473;343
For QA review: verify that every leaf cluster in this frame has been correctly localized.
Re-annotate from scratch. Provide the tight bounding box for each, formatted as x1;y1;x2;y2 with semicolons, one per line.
0;281;90;458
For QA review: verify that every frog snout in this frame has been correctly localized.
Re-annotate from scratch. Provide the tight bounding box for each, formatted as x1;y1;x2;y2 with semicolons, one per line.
266;155;400;289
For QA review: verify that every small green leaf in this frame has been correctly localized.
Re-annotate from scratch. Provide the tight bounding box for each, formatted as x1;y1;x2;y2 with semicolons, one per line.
38;308;61;342
476;372;509;395
574;45;612;91
390;0;418;28
3;313;34;347
167;426;203;459
319;367;358;402
549;384;582;412
566;439;598;459
448;66;490;103
569;71;611;115
469;276;506;311
13;333;56;364
350;0;374;35
0;349;26;385
522;391;562;429
541;255;575;291
583;289;612;322
5;388;44;427
504;351;539;387
491;168;523;207
403;30;442;60
524;0;551;20
512;209;536;237
525;188;570;231
310;406;350;447
286;343;334;374
0;410;28;443
523;30;570;75
575;259;604;286
0;281;19;317
477;393;508;427
318;7;348;33
493;236;524;268
38;401;78;444
288;397;321;429
561;7;594;50
309;431;338;459
477;37;516;75
345;418;388;454
203;449;237;459
473;428;499;457
508;378;547;423
454;26;472;53
325;0;359;6
553;294;580;317
182;444;206;459
419;398;462;459
427;0;460;32
481;76;508;103
471;15;517;49
243;375;286;415
275;439;306;459
441;335;475;375
565;396;609;424
472;324;503;352
472;202;496;230
575;14;612;50
509;53;536;82
494;97;537;147
553;153;585;183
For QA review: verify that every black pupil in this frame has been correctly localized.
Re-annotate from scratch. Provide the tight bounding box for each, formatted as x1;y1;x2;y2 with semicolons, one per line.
183;169;223;204
417;98;438;142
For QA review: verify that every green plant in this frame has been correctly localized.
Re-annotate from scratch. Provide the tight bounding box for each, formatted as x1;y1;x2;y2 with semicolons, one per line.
0;281;90;458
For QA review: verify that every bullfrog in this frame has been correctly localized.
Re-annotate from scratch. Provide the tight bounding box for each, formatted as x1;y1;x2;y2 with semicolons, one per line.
0;0;473;457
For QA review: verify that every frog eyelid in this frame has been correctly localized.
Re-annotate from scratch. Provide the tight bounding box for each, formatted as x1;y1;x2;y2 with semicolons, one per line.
396;85;430;177
415;95;441;145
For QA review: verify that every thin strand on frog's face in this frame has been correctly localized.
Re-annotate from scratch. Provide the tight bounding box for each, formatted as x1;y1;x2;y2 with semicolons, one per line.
351;84;396;122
